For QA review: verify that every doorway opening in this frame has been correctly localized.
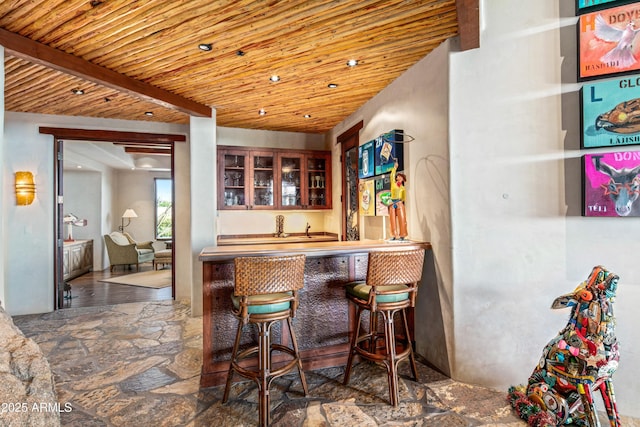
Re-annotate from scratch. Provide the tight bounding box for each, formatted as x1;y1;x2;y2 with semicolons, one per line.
40;127;185;310
338;121;363;241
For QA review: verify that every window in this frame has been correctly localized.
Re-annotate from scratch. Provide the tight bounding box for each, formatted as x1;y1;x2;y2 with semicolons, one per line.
155;178;172;240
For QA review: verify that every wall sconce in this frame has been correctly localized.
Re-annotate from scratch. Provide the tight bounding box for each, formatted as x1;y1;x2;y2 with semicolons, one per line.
15;171;36;205
119;208;138;232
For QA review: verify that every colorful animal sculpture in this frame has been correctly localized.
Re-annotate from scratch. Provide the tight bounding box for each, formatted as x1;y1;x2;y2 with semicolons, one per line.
594;157;640;217
526;266;620;427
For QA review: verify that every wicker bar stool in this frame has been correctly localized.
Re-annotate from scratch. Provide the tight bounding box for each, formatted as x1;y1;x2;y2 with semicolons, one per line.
222;254;309;427
343;248;425;406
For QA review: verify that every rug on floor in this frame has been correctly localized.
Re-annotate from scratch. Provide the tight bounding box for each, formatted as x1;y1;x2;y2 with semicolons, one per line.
99;269;171;288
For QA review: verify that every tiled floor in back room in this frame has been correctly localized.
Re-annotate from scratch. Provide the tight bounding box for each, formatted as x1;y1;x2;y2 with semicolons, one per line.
13;300;639;426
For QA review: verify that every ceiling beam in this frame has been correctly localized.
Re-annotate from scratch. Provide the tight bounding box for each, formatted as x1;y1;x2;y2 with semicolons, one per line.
1;28;211;118
39;127;186;144
124;147;172;156
456;0;480;51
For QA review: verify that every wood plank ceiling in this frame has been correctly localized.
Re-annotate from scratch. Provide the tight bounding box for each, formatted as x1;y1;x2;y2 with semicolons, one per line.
1;0;478;134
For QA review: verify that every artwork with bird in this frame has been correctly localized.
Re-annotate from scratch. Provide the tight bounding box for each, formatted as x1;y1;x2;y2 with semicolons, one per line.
594;14;640;69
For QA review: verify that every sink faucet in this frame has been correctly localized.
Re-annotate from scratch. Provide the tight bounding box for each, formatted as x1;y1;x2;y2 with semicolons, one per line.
306;222;311;237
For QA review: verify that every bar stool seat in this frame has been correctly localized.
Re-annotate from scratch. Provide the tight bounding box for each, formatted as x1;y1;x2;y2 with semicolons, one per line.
222;254;308;427
343;248;425;406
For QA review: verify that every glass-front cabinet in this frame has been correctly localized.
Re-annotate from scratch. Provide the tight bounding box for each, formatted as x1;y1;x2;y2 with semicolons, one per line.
279;154;303;208
220;149;248;209
218;146;331;210
251;152;275;209
306;153;330;209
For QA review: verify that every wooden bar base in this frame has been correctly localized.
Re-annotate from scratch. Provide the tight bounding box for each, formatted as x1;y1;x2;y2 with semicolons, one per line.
199;239;430;388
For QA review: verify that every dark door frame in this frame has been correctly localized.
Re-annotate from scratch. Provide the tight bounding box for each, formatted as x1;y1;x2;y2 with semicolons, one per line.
40;127;186;310
337;121;363;241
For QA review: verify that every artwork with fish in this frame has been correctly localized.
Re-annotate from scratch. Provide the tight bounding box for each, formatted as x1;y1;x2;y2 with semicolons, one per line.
579;3;640;80
581;76;640;148
583;151;640;216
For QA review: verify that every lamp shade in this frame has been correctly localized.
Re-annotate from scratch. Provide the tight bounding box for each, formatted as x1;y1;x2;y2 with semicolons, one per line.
122;209;138;219
15;171;36;205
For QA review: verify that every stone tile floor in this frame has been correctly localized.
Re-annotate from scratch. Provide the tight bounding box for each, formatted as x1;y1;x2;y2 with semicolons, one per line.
13;300;639;426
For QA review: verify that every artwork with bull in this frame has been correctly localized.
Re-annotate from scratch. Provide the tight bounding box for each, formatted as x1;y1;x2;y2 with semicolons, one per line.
583;151;640;217
509;266;621;427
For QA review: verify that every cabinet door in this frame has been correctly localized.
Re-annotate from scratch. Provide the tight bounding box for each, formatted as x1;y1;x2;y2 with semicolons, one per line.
305;152;332;209
249;151;276;209
278;153;304;209
219;149;249;210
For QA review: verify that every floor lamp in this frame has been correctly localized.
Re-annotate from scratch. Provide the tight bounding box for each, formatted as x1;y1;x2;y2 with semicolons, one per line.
119;208;138;232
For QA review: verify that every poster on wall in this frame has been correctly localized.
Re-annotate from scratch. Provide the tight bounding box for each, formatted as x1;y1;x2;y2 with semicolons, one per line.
374;174;391;216
358;179;375;216
358;140;374;179
578;3;640;80
583;150;640;216
576;0;637;14
581;75;640;148
374;130;404;175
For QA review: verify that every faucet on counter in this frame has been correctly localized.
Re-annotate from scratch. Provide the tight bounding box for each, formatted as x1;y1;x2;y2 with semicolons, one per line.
306;222;311;237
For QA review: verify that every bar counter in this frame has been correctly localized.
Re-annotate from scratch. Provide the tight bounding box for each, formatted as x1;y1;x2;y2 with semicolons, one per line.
199;239;431;387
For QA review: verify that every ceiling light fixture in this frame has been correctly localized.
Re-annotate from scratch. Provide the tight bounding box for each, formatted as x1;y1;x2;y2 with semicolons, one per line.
198;43;213;51
304;114;312;118
270;75;280;82
328;83;338;88
347;59;358;67
145;111;154;116
258;109;267;116
71;88;84;95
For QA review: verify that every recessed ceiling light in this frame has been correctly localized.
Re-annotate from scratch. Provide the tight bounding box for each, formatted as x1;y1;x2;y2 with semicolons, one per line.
304;114;312;118
347;59;358;67
71;88;84;95
328;83;338;88
198;43;212;51
145;111;154;116
259;109;267;116
76;165;82;169
270;75;280;82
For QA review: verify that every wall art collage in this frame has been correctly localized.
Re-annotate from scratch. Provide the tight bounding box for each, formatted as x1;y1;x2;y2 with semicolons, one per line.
357;130;404;217
578;0;640;216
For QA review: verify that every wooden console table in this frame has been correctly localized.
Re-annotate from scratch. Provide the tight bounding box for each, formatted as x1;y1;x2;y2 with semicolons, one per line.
63;239;93;281
199;239;431;387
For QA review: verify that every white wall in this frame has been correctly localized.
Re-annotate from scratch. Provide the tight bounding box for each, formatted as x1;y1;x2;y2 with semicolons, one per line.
328;0;639;418
452;0;639;417
64;170;103;270
326;42;454;374
1;112;189;315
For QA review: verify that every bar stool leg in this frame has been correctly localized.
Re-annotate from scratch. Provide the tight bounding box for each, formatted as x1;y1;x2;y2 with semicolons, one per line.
402;308;418;380
343;305;363;385
258;322;271;427
222;320;245;403
383;310;399;406
286;317;309;395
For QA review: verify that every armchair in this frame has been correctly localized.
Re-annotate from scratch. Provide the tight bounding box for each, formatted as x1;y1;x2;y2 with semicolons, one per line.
104;231;155;272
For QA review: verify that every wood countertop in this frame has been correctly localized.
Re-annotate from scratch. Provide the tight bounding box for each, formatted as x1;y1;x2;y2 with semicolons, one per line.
199;239;431;262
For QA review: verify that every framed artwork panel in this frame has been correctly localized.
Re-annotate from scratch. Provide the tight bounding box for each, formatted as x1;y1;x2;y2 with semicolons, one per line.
581;75;640;148
583;150;640;216
578;3;640;80
577;0;637;14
